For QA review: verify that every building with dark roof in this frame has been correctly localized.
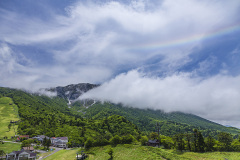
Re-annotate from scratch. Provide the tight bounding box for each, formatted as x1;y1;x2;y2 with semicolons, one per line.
6;150;36;160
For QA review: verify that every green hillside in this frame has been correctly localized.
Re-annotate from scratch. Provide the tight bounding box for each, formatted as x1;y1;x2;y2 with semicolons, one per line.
0;97;19;138
0;87;141;147
72;102;240;137
0;86;239;140
84;145;240;160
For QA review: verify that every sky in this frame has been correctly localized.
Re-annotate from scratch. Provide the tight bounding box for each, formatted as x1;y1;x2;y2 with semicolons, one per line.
1;0;240;128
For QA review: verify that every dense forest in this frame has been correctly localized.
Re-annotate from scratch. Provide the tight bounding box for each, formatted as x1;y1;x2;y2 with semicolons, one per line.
72;102;240;138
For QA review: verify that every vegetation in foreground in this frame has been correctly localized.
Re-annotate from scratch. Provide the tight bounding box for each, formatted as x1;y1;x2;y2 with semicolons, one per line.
84;144;240;160
39;144;240;160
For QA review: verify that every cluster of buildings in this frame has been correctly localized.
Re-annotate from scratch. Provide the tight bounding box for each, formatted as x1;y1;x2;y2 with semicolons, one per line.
4;135;68;160
16;135;68;148
6;150;37;160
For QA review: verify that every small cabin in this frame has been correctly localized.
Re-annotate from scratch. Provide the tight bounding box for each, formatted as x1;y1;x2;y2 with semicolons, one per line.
147;139;160;147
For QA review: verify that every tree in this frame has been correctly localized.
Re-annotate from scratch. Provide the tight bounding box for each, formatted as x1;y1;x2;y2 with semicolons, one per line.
218;132;233;151
193;129;198;152
185;133;192;151
161;135;174;149
122;134;134;144
150;132;158;140
231;139;240;151
43;137;47;149
46;139;51;150
140;136;148;146
0;150;6;159
21;140;32;149
106;148;113;159
85;138;94;149
197;131;205;152
205;136;215;152
174;134;185;151
110;135;122;146
8;123;11;131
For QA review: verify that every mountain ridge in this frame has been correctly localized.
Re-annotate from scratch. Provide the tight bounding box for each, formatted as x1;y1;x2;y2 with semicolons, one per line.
1;84;239;138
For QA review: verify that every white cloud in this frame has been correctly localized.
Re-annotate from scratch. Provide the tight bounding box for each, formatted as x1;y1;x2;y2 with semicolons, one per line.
80;70;240;127
1;0;240;68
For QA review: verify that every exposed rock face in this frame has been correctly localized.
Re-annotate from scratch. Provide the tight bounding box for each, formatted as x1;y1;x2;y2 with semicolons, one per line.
48;83;99;102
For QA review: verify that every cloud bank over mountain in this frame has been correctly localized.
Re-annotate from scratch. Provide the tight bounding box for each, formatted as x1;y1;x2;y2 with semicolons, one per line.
80;70;240;128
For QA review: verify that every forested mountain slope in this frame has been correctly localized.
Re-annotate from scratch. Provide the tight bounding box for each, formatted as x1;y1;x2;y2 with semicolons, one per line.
0;87;141;147
72;102;240;137
0;85;239;140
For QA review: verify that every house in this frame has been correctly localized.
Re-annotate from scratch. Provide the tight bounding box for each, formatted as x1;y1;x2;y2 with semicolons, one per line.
51;137;68;148
16;135;29;142
147;139;160;147
22;146;34;152
6;150;36;160
32;135;50;143
19;135;29;139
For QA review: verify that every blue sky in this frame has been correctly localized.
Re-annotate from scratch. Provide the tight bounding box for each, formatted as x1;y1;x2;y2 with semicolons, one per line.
1;0;240;127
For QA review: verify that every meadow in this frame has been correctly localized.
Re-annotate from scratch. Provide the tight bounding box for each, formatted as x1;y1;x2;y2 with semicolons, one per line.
43;148;79;160
83;144;240;160
0;142;21;154
0;97;19;138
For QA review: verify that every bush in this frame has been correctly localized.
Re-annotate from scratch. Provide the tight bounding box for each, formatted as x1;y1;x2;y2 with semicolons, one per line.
140;136;148;146
110;135;122;146
85;138;94;149
106;147;113;159
122;134;134;144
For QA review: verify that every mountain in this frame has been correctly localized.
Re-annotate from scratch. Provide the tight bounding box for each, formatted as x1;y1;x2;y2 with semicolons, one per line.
72;101;240;137
0;87;141;147
1;84;240;139
47;83;99;102
48;83;240;137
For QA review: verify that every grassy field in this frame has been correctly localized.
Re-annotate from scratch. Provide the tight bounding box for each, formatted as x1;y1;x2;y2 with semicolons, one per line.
168;150;240;160
43;149;79;160
0;142;21;153
34;144;240;160
84;145;240;160
85;145;182;160
0;97;19;139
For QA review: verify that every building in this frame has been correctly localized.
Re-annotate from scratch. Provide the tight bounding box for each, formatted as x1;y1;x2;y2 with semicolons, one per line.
6;150;36;160
51;137;68;148
32;135;50;143
147;139;160;147
22;147;34;152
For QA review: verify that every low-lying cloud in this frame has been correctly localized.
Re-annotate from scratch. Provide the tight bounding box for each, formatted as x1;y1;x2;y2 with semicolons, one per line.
80;70;240;128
